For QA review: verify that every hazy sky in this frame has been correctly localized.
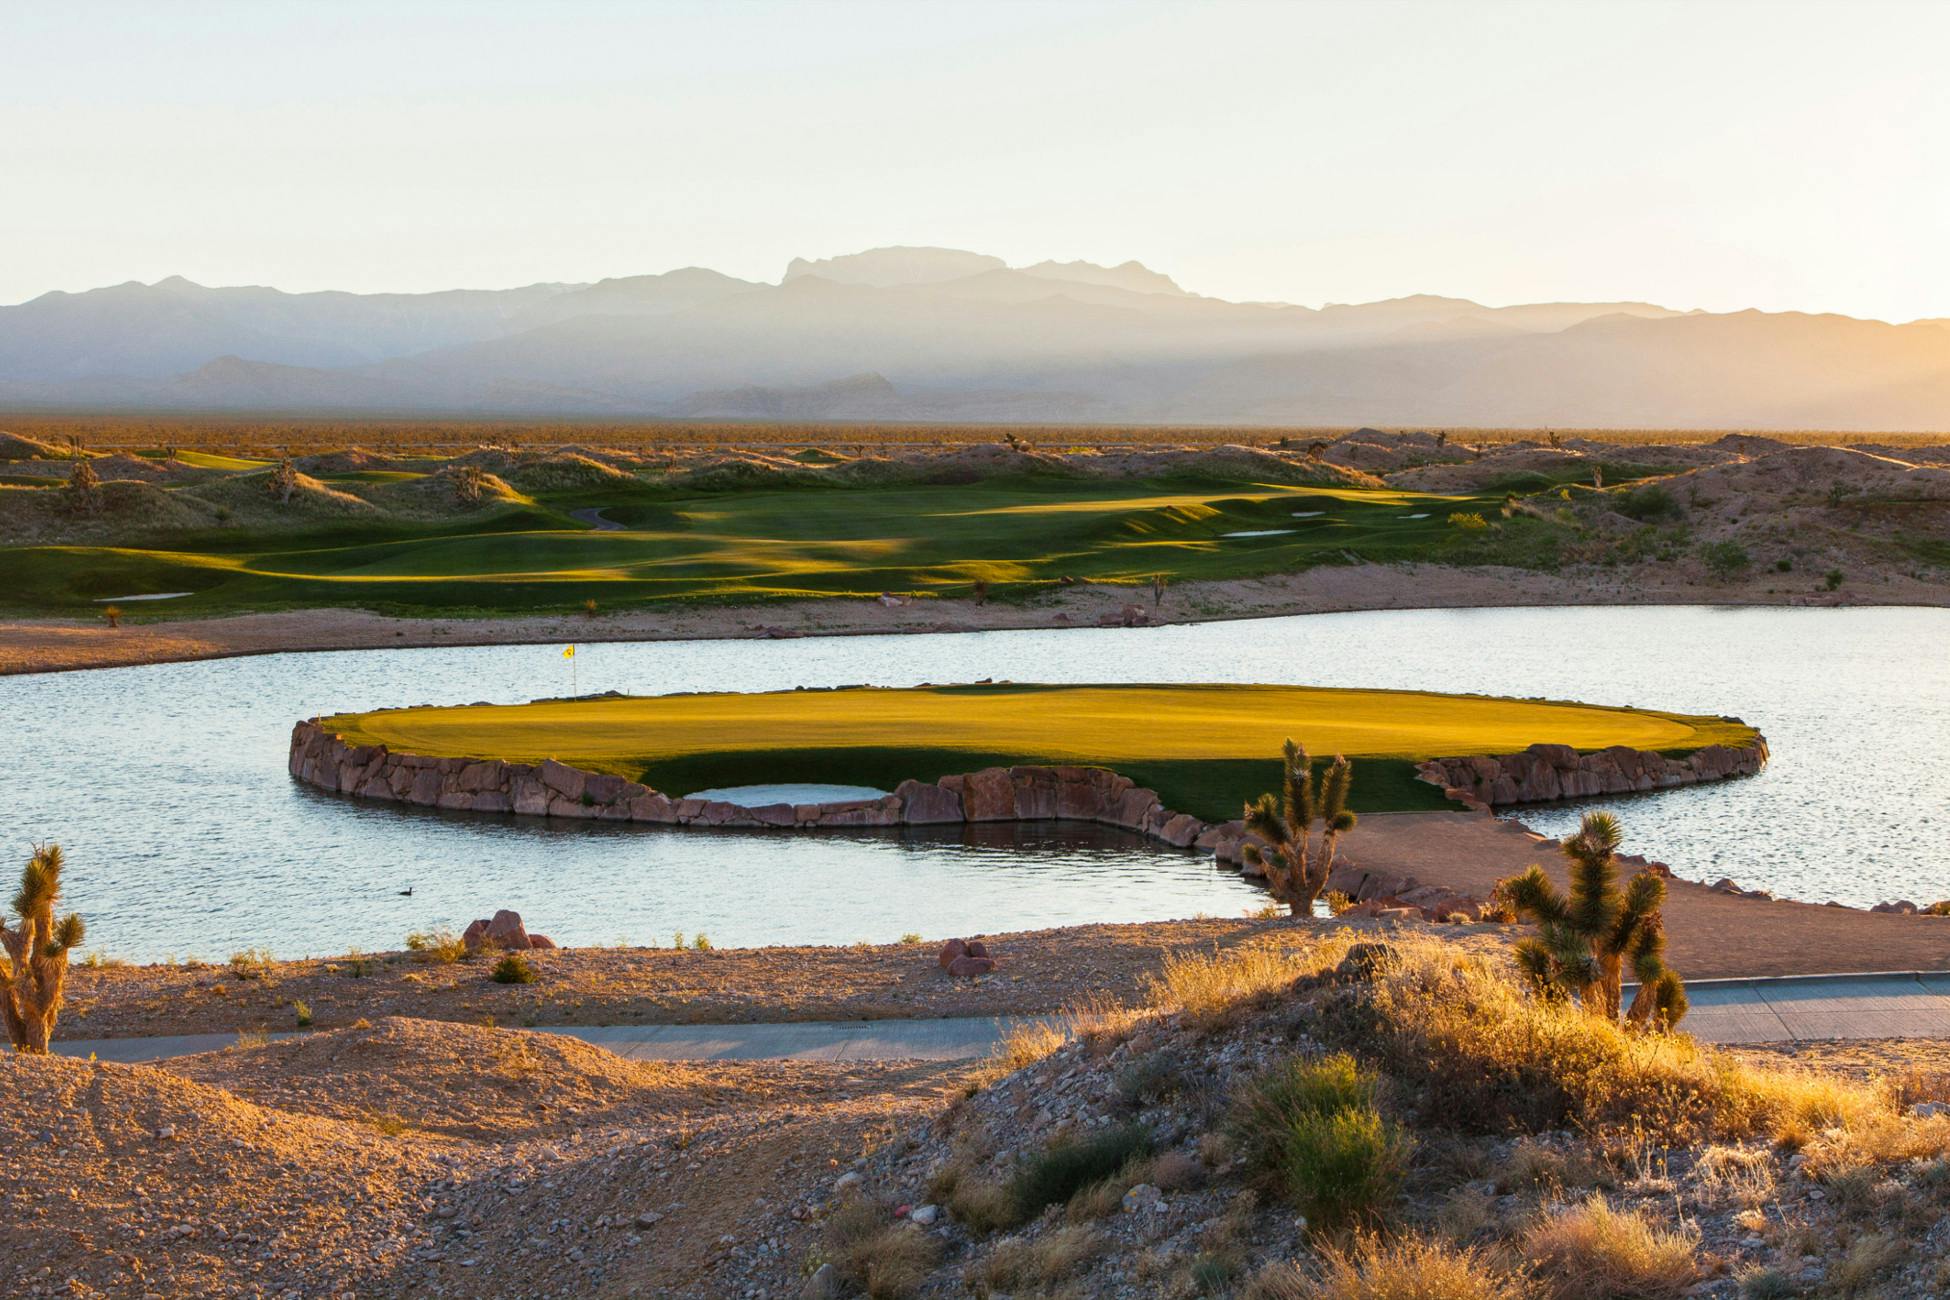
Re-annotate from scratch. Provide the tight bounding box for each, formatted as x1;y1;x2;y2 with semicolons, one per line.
5;0;1945;320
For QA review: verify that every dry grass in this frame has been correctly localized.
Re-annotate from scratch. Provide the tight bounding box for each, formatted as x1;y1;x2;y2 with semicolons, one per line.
824;1199;943;1300
1523;1196;1698;1300
1246;1233;1522;1299
404;926;466;964
977;1225;1104;1291
1145;936;1342;1023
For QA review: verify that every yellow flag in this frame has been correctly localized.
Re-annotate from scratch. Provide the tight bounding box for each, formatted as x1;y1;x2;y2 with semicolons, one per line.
562;645;576;659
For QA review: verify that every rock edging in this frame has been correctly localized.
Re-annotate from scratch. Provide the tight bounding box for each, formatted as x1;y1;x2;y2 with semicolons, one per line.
288;720;1214;849
1413;738;1769;812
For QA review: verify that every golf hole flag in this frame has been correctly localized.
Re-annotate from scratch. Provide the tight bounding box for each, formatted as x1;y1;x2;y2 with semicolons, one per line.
562;645;576;658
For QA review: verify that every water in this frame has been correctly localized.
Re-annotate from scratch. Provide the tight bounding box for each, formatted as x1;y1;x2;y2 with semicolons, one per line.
2;606;1945;960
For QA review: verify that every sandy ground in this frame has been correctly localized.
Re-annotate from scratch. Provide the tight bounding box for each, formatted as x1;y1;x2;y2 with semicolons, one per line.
3;1015;959;1297
5;562;1943;676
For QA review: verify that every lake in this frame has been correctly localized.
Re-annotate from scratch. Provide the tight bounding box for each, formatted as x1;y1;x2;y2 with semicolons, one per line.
2;605;1943;960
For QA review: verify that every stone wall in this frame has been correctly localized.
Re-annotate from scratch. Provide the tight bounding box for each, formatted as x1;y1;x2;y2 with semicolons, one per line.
290;719;1766;882
1414;739;1768;812
288;720;1213;848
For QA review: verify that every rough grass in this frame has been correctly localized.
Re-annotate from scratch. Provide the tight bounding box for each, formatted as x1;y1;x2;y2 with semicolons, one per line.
824;1198;942;1300
321;682;1753;820
1247;1234;1523;1299
1008;1124;1153;1223
1523;1196;1699;1299
1232;1054;1409;1230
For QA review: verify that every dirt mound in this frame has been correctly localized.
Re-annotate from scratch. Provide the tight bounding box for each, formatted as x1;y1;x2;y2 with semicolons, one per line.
666;451;824;491
0;479;216;544
1680;445;1950;503
170;1016;737;1141
1390;445;1597;491
0;430;66;460
186;469;376;522
505;450;637;491
0;1051;420;1296
293;446;413;474
1093;443;1384;488
368;464;524;513
89;452;208;484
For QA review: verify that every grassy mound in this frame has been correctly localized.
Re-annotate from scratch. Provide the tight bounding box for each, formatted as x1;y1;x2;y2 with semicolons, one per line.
320;682;1756;818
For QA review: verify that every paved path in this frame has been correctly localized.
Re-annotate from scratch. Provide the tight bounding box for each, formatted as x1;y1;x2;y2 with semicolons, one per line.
1675;973;1950;1045
55;1016;1024;1065
49;975;1950;1064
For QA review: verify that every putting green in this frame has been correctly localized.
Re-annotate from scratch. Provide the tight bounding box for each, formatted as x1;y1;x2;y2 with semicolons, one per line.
322;683;1757;819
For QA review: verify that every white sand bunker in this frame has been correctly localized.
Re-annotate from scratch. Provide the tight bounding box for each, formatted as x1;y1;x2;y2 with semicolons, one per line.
94;592;192;602
1290;511;1325;518
682;783;890;807
1222;528;1295;538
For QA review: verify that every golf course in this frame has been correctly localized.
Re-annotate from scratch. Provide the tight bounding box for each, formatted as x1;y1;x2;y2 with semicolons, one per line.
318;682;1761;819
2;441;1623;617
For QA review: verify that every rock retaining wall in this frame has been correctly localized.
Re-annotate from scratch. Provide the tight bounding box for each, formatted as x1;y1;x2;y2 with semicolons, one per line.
288;720;1214;848
1414;739;1768;812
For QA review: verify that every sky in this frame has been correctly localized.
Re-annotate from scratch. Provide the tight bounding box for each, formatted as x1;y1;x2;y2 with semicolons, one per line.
4;0;1946;321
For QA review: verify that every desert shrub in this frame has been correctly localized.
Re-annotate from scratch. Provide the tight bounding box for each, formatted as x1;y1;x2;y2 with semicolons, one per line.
1234;1054;1407;1229
824;1198;940;1299
405;926;466;964
292;999;312;1028
228;946;276;981
1616;484;1681;522
898;931;923;945
491;952;536;984
1737;1268;1795;1299
1249;1233;1522;1299
1446;511;1489;530
1010;1124;1152;1221
1824;568;1844;590
1117;1050;1190;1109
1922;900;1950;917
1325;937;1885;1143
1147;938;1337;1023
1700;540;1751;579
1827;1231;1906;1294
1523;1196;1698;1299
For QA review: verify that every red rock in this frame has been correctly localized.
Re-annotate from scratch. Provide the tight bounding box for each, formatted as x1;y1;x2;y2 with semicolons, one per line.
938;939;968;970
527;933;556;949
485;909;530;950
947;955;996;977
462;918;490;951
963;940;989;960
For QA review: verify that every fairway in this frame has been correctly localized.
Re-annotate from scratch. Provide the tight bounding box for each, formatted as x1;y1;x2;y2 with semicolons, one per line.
321;683;1758;819
3;470;1580;617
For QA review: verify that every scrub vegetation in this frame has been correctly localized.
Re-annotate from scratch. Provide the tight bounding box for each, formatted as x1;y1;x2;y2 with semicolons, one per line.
319;682;1758;819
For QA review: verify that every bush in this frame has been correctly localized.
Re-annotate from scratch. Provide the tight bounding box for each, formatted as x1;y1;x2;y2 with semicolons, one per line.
1009;1124;1152;1221
1700;540;1751;579
1447;512;1489;531
1524;1196;1698;1299
1234;1054;1407;1229
491;952;537;984
1824;568;1844;590
228;947;276;981
405;926;466;964
1616;484;1682;522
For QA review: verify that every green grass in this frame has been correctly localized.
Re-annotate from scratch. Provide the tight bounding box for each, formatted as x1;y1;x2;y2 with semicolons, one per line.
1;471;1590;618
321;682;1758;819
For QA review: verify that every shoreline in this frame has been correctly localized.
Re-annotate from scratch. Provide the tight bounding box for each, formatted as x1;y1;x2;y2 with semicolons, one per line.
4;561;1945;676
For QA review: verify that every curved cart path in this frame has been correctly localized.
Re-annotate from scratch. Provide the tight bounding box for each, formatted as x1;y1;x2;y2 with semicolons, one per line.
49;976;1950;1064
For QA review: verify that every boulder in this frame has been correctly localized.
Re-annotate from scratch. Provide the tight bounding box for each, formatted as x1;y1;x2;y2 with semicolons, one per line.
484;909;531;950
937;939;968;970
462;918;491;951
961;768;1017;821
947;955;996;977
896;779;964;824
527;933;556;950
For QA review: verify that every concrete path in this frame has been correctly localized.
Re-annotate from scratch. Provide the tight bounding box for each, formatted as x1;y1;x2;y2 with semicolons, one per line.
55;1015;1024;1065
1675;972;1950;1045
49;975;1950;1064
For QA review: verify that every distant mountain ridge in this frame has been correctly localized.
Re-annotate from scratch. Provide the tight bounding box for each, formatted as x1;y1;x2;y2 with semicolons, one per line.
2;246;1947;429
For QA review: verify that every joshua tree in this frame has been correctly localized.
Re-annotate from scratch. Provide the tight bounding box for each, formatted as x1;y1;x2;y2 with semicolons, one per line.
1;844;86;1053
1151;573;1168;610
64;458;102;515
1501;812;1687;1028
1242;741;1357;916
972;578;990;606
102;605;123;629
268;456;299;504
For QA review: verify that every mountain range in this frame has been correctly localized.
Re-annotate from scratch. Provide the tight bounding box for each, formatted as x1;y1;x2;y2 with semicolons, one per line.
3;246;1948;429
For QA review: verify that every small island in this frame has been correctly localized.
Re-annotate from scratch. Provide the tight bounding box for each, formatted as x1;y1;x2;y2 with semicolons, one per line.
293;682;1766;847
